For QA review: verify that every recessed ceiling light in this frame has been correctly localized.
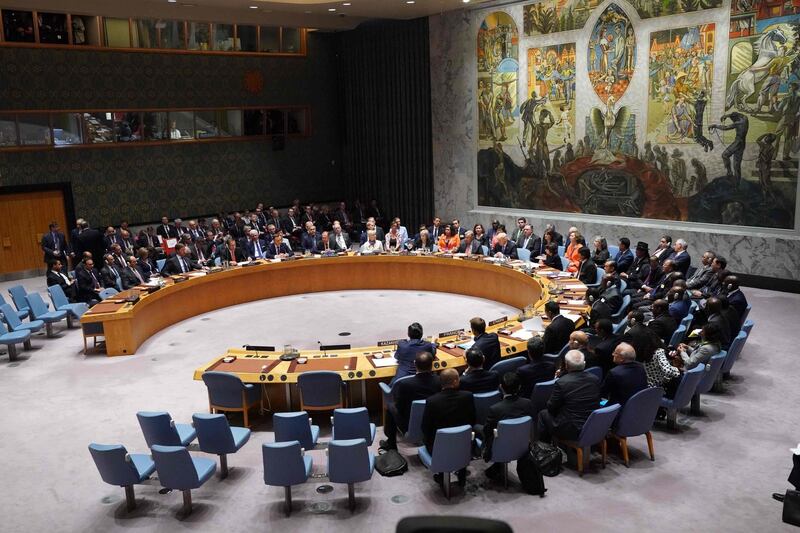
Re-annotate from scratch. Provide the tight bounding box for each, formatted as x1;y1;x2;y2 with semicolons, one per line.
304;10;312;13
168;0;177;3
328;7;336;11
462;0;470;3
406;0;415;3
249;5;258;8
343;2;351;5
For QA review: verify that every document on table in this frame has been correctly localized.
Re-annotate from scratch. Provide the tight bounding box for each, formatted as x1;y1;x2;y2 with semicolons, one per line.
509;329;536;340
567;299;585;306
372;358;398;368
562;312;582;324
520;316;545;332
457;340;475;350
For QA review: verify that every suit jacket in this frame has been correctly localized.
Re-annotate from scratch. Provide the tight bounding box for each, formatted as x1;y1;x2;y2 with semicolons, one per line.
721;306;741;337
614;249;634;273
163;254;201;275
75;228;105;264
626;257;651;290
422;388;475;453
393;372;441;431
457;239;483;255
707;312;732;349
668;250;691;275
186;243;210;265
669;298;691;321
100;264;122;289
589;299;613;327
473;333;501;370
649;313;678;344
301;234;321;253
266;242;293;258
413;238;434;251
517;361;556;398
75;267;101;303
137;233;160;250
330;232;352;252
41;231;69;263
217;247;246;264
427;225;444;242
516;234;542;253
686;264;714;290
46;270;75;300
546;371;601;431
244;239;268;260
393;339;438;381
137;259;157;280
316;239;337;253
543;254;562;269
510;227;525;243
542;315;575;354
156;224;179;239
492;241;517;258
654;245;674;265
459;368;500;394
280;216;302;235
577;259;598;285
601;362;647;406
726;289;748;320
482;395;533;459
120;266;145;290
589;334;620;375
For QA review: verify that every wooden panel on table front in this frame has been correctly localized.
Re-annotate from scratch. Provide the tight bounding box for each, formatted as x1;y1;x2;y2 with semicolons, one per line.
0;190;68;275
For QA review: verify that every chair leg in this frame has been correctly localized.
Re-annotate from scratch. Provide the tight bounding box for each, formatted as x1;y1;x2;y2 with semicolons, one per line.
284;486;292;516
347;483;355;511
712;373;724;393
24;339;32;350
243;406;249;428
181;489;193;516
645;431;655;461
601;440;607;469
219;454;228;479
620;437;629;467
443;473;451;500
66;315;73;329
83;335;87;354
45;323;54;338
7;344;17;362
576;448;584;477
666;409;677;430
503;462;508;489
124;485;136;512
690;394;701;416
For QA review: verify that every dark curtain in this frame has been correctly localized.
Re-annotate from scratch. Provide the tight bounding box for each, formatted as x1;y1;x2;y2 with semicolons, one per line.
337;18;433;231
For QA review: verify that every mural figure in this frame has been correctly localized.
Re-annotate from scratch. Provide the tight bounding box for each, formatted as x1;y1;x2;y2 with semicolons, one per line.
694;91;714;151
726;28;792;111
756;132;778;200
589;96;631;162
587;4;636;104
709;112;750;187
523;0;593;36
629;0;723;20
477;12;520;145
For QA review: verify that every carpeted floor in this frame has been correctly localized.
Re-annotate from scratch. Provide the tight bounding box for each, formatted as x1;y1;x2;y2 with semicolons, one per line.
0;277;795;533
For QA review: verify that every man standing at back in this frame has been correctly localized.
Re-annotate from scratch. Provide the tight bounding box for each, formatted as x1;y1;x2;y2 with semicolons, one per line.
392;322;437;383
537;350;600;443
380;352;441;452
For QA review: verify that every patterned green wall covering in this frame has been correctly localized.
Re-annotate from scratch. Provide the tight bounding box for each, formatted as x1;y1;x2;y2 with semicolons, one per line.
0;33;342;225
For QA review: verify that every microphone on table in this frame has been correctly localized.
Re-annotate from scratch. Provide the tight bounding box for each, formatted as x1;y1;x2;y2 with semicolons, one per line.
317;340;327;357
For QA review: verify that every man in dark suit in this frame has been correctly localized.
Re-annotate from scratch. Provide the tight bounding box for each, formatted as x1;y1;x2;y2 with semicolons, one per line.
601;342;647;406
331;223;352;251
614;238;634;273
121;255;146;290
163;243;203;275
46;259;76;301
428;216;444;242
451;219;467;238
301;226;321;253
186;237;211;266
537;350;601;442
266;234;293;258
491;233;517;259
156;216;178;240
459;346;500;393
457;231;483;255
359;221;385;244
74;222;105;266
667;238;691;276
482;372;533;477
724;276;748;320
137;249;158;281
243;230;268;260
75;258;102;305
333;202;354;236
623;310;662;358
470;317;501;369
576;247;598;285
510;217;527;243
590;319;620;374
706;296;732;349
517;337;556;398
41;222;70;266
599;275;623;314
516;224;541;255
380;352;441;451
421;368;475;484
99;254;122;290
216;239;247;265
586;287;612;328
392;322;438;382
648;299;678;345
653;235;674;265
620;242;651;292
542;301;575;354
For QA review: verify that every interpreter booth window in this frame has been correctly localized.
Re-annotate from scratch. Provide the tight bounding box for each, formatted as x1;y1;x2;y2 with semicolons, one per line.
259;26;279;53
143;112;169;140
114;112;142;142
132;19;157;49
282;27;301;53
266;110;285;135
38;12;69;44
158;20;185;49
216;110;243;137
194;110;219;138
287;109;306;135
52;113;84;146
236;25;257;52
243;109;265;136
83;112;115;144
71;15;99;46
213;23;234;51
187;22;209;50
168;111;195;140
0;115;18;146
18;114;51;146
104;18;131;48
2;10;35;42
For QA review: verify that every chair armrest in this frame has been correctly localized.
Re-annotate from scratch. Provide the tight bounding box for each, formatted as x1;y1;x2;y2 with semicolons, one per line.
493;429;498;438
169;420;176;428
125;453;132;463
301;448;305;456
378;382;391;395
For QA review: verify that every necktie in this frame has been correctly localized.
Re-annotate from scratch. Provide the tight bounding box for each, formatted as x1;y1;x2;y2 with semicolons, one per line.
255;242;262;258
53;233;59;253
91;271;99;288
198;247;205;262
133;268;143;284
524;237;529;249
180;258;186;273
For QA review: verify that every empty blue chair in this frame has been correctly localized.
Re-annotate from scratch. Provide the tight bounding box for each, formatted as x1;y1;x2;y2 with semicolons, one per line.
690;352;726;415
531;379;556;421
740;304;752;327
720;330;748;378
331;407;376;445
609;387;664;467
585;366;603;381
157;258;167;271
474;390;502;426
328;438;375;511
192;413;251;478
136;411;197;448
490;355;527;376
741;319;754;336
88;443;156;512
557;245;565;256
0;318;31;362
557;403;621;476
379;375;413;425
404;400;426;444
263;441;313;516
8;285;39;318
660;364;705;429
488;416;532;488
611;294;631;323
607;245;620;258
98;287;118;300
516;248;531;262
613;317;628;335
273;411;320;450
47;284;89;327
680;313;693;332
297;371;344;412
418;425;473;499
0;294;28;321
668;325;687;348
25;293;67;337
151;445;216;516
201;371;261;427
559;256;570;271
0;303;45;335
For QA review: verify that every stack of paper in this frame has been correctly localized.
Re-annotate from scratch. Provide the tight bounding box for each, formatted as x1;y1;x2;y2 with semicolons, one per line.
562;312;583;323
373;358;398;368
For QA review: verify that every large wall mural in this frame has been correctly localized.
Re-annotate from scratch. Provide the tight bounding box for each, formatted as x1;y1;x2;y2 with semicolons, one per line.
477;0;800;230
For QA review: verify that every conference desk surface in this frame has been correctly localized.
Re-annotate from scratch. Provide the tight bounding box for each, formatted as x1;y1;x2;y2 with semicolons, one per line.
80;253;587;357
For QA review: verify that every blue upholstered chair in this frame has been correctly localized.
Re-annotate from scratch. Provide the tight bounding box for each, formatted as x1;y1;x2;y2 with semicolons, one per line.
720;330;748;378
379;375;413;426
741;319;754;336
530;379;556;423
88;443;156;512
668;325;687;348
557;403;620;476
557;245;565;256
740;304;752;327
0;318;31;362
327;438;375;511
585;366;603;381
680;313;694;332
263;441;313;516
47;284;89;327
607;245;620;258
201;371;261;427
25;293;67;337
613;317;628;335
8;285;40;318
404;400;426;444
136;411;197;448
273;411;320;450
297;371;344;412
690;351;726;415
417;425;473;499
157;258;167;272
474;390;502;426
490;356;527;376
481;245;489;256
488;416;532;488
0;303;45;335
516;248;531;262
609;387;664;466
559;256;570;271
98;288;118;300
618;279;627;294
660;364;705;429
192;413;251;478
611;294;631;323
331;407;376;445
0;294;28;321
150;445;216;516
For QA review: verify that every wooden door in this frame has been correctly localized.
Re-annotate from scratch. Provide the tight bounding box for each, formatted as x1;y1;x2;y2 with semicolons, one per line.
0;190;68;275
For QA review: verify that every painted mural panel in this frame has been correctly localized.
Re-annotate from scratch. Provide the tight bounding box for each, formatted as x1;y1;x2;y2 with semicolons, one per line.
647;25;715;147
587;4;636;104
478;12;520;147
523;0;594;36
629;0;724;20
